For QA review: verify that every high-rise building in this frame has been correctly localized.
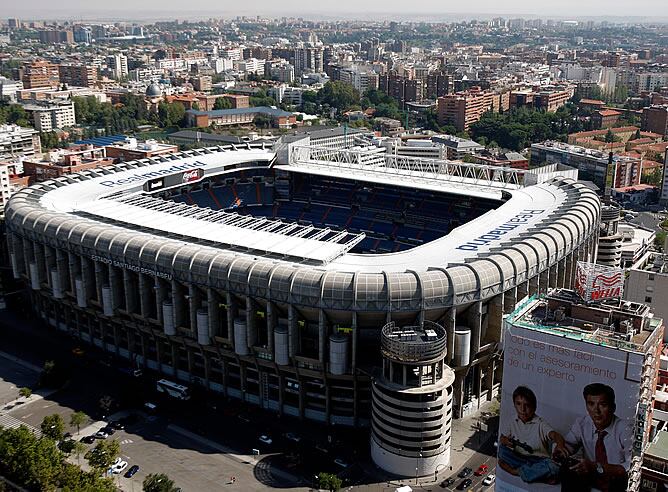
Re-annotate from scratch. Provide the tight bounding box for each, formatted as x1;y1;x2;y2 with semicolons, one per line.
21;61;59;89
58;64;98;88
107;54;129;80
498;284;663;492
436;88;496;131
293;47;323;75
642;106;668;137
38;30;74;44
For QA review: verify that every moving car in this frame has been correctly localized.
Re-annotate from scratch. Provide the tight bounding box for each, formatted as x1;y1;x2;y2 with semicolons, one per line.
440;478;455;488
457;468;472;478
124;465;140;478
457;478;472;490
482;474;495;486
475;464;488;476
258;435;273;445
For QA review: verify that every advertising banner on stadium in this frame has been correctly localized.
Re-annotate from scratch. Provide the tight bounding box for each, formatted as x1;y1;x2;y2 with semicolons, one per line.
496;322;644;492
574;261;624;303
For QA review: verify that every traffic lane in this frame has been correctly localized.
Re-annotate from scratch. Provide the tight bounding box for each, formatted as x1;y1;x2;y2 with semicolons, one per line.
445;447;497;491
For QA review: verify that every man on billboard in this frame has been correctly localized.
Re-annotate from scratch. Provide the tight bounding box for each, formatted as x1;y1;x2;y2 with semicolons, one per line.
498;386;569;484
559;383;631;492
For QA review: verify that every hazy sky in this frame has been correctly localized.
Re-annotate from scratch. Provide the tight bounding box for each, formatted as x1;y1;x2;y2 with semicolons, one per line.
4;0;668;19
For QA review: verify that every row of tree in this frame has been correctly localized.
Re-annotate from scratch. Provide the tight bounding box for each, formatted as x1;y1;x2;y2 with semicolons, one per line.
469;104;586;151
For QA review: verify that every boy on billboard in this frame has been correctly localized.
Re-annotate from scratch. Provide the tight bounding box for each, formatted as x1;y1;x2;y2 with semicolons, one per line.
498;386;569;484
559;383;631;492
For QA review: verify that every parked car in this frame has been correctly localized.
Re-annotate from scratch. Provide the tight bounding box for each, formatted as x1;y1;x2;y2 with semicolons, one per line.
482;474;496;486
440;478;455;488
475;464;488;476
457;478;473;490
124;465;140;478
457;467;472;478
111;460;128;474
100;426;115;436
80;435;96;444
94;430;109;439
258;435;273;445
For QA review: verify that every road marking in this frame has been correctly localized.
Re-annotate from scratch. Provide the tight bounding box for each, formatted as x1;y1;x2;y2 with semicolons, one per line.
22;413;33;418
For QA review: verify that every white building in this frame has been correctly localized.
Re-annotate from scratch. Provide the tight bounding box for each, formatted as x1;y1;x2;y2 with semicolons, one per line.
108;53;128;80
270;63;295;84
0;124;41;161
234;58;263;75
214;58;234;74
0;77;24;102
625;251;668;342
23;101;76;132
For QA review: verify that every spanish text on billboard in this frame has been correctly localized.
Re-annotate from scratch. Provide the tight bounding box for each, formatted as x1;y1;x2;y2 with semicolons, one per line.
496;323;643;492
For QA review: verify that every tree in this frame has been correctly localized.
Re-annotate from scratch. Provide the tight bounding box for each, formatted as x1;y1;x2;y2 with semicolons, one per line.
143;473;179;492
72;441;87;465
98;395;114;417
85;439;120;472
604;128;617;143
59;462;116;492
69;411;87;436
0;426;63;491
19;387;32;399
213;97;232;110
317;472;342;491
316;81;360;112
41;414;65;441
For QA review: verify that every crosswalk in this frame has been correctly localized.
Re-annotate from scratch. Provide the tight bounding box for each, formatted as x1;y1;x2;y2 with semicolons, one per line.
0;413;42;437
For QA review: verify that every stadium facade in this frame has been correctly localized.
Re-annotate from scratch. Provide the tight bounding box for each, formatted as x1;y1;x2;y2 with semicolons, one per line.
5;135;600;475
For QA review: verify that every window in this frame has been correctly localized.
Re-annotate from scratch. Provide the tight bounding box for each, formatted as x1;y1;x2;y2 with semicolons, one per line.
648;274;655;281
645;296;653;303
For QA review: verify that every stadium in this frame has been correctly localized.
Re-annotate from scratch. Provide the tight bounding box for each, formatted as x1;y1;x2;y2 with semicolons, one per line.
4;132;600;474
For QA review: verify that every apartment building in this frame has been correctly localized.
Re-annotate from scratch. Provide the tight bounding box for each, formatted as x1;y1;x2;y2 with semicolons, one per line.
22;145;114;181
642;106;668;136
58;64;98;88
22;101;76;132
0;124;41;161
21;61;59;89
436;88;496;131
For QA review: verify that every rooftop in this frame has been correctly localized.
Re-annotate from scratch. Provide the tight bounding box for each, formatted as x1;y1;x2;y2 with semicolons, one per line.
645;431;668;461
186;106;293;118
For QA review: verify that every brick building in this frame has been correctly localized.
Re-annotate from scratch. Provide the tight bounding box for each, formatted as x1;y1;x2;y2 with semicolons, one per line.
642;106;668;136
58;64;98;88
21;61;59;89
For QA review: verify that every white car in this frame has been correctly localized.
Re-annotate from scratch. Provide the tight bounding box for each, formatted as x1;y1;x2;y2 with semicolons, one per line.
94;430;109;439
112;460;128;474
482;474;496;486
111;457;123;468
258;435;273;445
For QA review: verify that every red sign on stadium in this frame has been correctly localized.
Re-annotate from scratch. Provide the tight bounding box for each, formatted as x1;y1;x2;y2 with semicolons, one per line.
575;261;624;303
182;169;203;183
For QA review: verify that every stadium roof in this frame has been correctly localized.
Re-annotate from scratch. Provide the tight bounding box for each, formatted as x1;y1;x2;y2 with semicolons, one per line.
34;145;581;271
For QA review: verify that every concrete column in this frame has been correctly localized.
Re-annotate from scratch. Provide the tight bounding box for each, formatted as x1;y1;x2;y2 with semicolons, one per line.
172;280;185;329
68;252;79;294
557;258;566;288
155;278;168;324
10;235;24;279
517;280;529;302
108;265;122;311
487;294;504;343
226;293;236;346
94;261;105;303
503;286;518;314
549;263;558;289
468;301;482;356
55;249;68;295
207;288;220;339
351;311;358;370
318;309;327;363
445;307;456;365
123;270;138;314
288;305;298;358
189;284;201;333
246;296;257;348
138;274;152;318
266;302;276;355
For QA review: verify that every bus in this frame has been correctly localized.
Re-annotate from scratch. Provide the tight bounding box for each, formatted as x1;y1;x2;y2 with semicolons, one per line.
156;379;191;400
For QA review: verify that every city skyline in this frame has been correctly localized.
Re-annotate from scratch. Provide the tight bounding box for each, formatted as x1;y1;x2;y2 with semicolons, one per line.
3;0;668;21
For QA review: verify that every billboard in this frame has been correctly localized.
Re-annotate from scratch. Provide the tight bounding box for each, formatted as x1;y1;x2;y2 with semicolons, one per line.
574;261;624;303
496;322;644;492
142;168;204;192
